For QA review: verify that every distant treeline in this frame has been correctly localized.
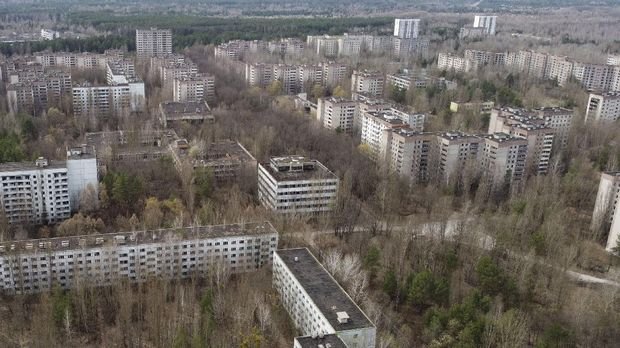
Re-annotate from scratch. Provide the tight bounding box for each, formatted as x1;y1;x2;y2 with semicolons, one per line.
0;13;393;56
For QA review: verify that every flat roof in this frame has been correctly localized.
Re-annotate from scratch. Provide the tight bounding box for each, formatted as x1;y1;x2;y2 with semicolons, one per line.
173;140;256;166
260;159;337;182
0;221;277;254
160;101;211;116
295;334;348;348
276;248;374;332
0;160;66;173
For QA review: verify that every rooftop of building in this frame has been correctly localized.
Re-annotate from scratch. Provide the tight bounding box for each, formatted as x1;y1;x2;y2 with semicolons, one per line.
365;111;407;126
294;334;348;348
67;145;97;160
0;158;66;172
0;221;277;254
276;248;374;331
160;101;211;116
483;132;528;144
174;73;214;82
590;91;620;98
389;128;435;138
85;129;178;148
261;156;337;182
353;69;383;77
323;97;355;104
172;140;256;166
437;131;482;142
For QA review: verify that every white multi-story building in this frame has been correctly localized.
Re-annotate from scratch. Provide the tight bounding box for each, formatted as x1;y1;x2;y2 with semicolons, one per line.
394;19;420;39
437;53;475;73
534;107;574;151
317;97;358;133
40;29;60;41
608;55;620;66
585;92;620;122
473;15;497;35
136;28;173;58
173;74;215;102
106;59;137;85
245;63;275;88
381;128;436;184
351;70;384;97
294;334;348;348
72;81;146;116
7;69;72;116
360;110;409;160
0;222;278;294
592;172;620;231
35;50;123;70
436;132;483;185
273;248;376;348
258;156;338;214
0;147;97;225
479;133;528;186
353;94;392;131
591;172;620;252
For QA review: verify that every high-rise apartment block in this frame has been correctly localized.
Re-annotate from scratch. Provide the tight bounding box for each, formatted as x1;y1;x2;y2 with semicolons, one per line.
360;110;410;160
0;222;278;294
40;29;60;41
245;62;348;94
317;97;358;133
273;248;376;348
436;132;484;185
394;19;420;39
592;172;620;252
437;53;475;73
0;146;97;225
585;92;620;122
136;28;172;58
7;69;72;116
534;107;574;151
72;81;146;116
608;55;620;66
479;133;528;186
351;70;384;97
173;74;215;102
35;50;124;70
258;157;339;214
473;15;497;35
381;129;436;184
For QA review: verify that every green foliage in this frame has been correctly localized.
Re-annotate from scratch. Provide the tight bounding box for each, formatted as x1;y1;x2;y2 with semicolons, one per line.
51;287;71;330
475;256;505;296
0;131;25;163
536;324;576;348
383;268;399;300
424;291;490;347
407;270;449;307
475;256;519;306
389;84;407;104
102;171;145;213
364;246;381;269
173;326;190;348
496;87;523;107
480;80;497;100
194;167;214;203
511;200;527;214
19;116;38;141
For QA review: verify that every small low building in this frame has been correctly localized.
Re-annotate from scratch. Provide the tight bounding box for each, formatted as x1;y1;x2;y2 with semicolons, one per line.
159;100;214;127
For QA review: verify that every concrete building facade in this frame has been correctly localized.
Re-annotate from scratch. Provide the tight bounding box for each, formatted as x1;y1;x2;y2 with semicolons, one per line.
258;157;338;214
274;248;376;348
586;92;620;122
136;28;173;58
0;222;278;294
394;19;420;39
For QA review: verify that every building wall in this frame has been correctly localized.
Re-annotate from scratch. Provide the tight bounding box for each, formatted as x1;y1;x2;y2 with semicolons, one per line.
66;157;98;211
0;229;277;294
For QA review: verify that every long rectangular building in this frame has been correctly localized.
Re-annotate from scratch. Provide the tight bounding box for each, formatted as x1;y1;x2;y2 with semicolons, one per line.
0;222;278;294
274;248;376;348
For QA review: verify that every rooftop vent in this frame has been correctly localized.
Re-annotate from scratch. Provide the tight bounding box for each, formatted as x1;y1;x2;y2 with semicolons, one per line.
336;311;350;324
294;256;299;262
35;157;48;167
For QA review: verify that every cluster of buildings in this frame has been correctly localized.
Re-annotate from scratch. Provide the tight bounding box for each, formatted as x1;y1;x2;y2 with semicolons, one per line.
0;146;98;225
362;106;573;188
3;49;146;117
317;85;427;136
0;222;278;294
245;62;348;94
438;50;620;93
274;248;376;348
215;38;306;60
386;69;458;92
40;29;60;41
459;15;497;39
308;19;428;59
150;54;215;103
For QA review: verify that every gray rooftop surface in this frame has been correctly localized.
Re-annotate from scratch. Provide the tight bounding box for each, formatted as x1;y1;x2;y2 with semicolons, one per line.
0;160;66;172
295;334;348;348
260;160;337;182
0;221;277;254
277;248;374;332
